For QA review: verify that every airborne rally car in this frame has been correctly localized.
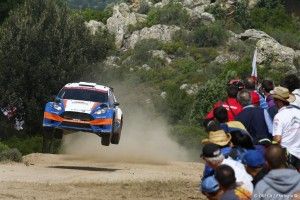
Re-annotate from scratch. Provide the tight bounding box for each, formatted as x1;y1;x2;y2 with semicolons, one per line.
43;82;123;146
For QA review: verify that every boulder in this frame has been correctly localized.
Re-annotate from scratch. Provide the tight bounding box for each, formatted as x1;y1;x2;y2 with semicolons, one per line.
107;3;138;48
248;0;259;9
85;20;106;35
256;38;297;73
214;54;240;64
125;24;180;49
151;50;172;64
237;29;273;41
182;0;210;8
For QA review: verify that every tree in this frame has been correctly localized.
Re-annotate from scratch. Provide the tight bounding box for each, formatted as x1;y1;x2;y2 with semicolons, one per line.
0;0;24;23
0;0;114;134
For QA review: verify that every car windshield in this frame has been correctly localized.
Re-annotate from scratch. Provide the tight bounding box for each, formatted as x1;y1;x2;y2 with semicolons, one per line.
58;88;108;102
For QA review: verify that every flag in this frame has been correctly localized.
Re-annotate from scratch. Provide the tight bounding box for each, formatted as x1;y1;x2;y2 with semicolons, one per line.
251;47;257;81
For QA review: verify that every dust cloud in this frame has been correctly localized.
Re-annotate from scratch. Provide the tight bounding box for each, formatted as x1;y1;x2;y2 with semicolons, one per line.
61;82;191;164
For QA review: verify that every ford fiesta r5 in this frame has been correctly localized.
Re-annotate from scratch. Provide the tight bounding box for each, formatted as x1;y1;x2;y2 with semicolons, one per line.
43;82;123;146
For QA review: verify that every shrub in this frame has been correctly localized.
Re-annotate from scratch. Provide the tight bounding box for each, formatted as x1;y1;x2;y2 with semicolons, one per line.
147;3;189;26
0;148;22;162
193;22;228;47
0;142;9;153
205;4;226;20
78;7;113;23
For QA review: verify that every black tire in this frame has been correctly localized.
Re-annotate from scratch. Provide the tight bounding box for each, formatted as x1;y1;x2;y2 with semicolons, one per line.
101;133;111;146
53;129;63;139
42;127;54;153
111;118;123;145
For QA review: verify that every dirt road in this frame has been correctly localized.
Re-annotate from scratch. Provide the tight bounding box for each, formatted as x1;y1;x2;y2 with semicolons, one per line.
0;153;205;200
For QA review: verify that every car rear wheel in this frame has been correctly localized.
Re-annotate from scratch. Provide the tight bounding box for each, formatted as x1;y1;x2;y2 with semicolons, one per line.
42;127;54;153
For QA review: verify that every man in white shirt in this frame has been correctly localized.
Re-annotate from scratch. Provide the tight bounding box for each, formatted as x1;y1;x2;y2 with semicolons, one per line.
201;143;254;193
271;86;300;171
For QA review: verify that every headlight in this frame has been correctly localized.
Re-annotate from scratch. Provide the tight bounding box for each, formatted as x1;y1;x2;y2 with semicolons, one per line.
94;108;107;115
53;103;62;111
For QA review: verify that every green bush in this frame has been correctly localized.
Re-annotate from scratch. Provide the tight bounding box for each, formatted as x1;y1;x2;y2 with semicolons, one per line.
78;7;113;23
0;142;9;153
0;148;22;162
205;4;226;20
193;22;228;47
147;3;189;26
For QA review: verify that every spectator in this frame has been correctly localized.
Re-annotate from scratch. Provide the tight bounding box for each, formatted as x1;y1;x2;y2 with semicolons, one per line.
229;130;255;161
271;86;300;171
201;143;253;192
215;164;252;200
235;89;272;144
252;145;300;200
200;176;223;200
242;150;268;186
244;77;268;109
261;79;278;120
202;129;232;178
281;74;300;107
205;84;243;121
213;106;246;132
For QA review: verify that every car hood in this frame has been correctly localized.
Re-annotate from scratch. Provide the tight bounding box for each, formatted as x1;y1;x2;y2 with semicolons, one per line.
63;99;100;114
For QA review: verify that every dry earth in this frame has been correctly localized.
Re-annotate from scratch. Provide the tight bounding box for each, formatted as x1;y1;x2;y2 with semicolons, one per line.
0;153;205;200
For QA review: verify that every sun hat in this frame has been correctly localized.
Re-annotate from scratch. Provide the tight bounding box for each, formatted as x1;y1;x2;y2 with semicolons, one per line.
242;150;265;168
201;176;220;193
201;143;222;158
202;130;232;146
270;86;295;103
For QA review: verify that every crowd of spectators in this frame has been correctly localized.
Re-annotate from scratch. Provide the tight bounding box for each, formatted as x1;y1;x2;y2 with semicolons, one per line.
200;74;300;200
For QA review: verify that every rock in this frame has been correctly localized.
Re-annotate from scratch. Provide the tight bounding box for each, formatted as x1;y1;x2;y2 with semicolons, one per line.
154;0;170;8
180;83;199;95
135;13;147;23
151;50;172;64
199;12;215;24
256;38;297;73
85;20;106;35
214;54;240;64
104;56;121;69
248;0;259;9
182;0;210;8
237;29;273;41
107;3;138;48
140;64;151;71
186;5;207;18
125;24;180;49
160;91;167;99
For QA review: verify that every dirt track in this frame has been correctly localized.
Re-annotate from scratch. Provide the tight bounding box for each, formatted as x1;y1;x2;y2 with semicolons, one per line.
0;154;205;200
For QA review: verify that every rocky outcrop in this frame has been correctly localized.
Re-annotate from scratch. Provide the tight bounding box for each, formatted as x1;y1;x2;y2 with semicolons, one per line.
85;20;106;35
124;25;181;49
107;3;138;48
256;38;297;73
237;29;273;41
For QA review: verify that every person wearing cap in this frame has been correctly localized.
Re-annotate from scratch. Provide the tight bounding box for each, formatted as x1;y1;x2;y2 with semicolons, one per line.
201;143;253;193
200;176;223;200
201;129;233;179
242;150;268;186
271;86;300;171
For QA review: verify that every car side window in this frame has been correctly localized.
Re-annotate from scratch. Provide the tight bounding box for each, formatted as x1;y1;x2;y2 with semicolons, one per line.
108;91;115;106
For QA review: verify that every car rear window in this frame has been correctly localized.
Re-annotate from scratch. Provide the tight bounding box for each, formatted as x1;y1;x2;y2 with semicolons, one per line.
58;88;108;102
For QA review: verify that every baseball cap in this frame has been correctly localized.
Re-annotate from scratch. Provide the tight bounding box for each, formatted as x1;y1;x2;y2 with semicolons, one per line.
242;150;265;168
201;176;219;193
201;143;221;158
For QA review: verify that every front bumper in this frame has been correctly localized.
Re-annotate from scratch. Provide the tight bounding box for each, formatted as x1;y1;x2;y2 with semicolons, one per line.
43;112;113;134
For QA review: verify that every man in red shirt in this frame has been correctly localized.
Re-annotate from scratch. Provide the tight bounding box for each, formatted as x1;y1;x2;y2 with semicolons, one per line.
206;84;243;121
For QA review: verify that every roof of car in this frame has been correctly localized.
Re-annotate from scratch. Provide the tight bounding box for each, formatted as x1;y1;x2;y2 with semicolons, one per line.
64;82;110;92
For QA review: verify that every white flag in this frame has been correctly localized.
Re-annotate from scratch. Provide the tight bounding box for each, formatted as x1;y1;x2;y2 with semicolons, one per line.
251;47;257;80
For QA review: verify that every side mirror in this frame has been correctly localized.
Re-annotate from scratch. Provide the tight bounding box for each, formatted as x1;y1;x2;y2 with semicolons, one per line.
114;102;120;106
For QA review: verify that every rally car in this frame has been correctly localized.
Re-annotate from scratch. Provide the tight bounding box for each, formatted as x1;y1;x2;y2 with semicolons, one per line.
43;82;123;146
